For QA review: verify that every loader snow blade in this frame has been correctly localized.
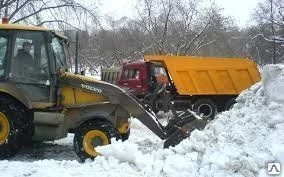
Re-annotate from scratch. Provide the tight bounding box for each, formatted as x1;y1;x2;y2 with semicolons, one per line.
163;128;189;148
107;86;209;145
163;118;209;148
98;83;210;147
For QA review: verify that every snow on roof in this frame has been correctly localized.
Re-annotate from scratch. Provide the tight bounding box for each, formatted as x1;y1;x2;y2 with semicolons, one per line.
0;23;49;31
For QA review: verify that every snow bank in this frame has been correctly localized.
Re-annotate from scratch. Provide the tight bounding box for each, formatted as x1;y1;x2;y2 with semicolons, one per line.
97;65;284;177
262;65;284;103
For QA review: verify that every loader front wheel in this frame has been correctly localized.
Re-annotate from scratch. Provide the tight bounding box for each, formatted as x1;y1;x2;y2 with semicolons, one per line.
0;96;33;159
73;120;118;162
193;98;217;120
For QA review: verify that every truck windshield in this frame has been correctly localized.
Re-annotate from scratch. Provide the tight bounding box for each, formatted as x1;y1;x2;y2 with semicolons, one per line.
154;66;166;75
0;34;8;77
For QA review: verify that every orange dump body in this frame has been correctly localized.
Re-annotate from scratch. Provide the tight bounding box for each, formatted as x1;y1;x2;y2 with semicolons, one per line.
144;55;261;95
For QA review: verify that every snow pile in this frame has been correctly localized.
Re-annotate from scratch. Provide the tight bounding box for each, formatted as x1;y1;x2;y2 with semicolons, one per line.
97;65;284;177
0;65;283;177
262;65;284;102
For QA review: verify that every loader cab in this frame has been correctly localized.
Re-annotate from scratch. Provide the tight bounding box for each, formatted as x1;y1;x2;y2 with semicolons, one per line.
0;24;69;108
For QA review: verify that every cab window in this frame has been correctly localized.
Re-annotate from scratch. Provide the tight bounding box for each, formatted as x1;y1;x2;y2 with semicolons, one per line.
0;35;8;77
51;37;66;71
122;69;140;80
11;31;49;84
63;42;71;71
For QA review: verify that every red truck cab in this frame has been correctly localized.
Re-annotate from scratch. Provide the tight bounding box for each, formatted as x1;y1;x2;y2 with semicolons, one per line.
118;61;150;98
117;61;168;98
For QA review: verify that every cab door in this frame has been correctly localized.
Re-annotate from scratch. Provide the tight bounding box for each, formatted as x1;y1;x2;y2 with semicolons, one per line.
48;36;69;104
9;30;55;107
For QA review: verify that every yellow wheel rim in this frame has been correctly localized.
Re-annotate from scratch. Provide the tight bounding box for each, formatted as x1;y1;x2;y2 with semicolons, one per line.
83;130;109;157
0;112;10;145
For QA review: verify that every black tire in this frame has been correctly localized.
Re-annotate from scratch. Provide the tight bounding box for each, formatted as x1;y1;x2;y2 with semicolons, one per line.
73;120;119;162
0;96;33;159
120;129;130;141
193;98;217;120
224;97;237;110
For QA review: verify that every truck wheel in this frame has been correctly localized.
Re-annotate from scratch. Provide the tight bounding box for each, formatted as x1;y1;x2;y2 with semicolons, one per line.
73;120;118;162
193;99;217;120
0;96;33;159
224;98;236;110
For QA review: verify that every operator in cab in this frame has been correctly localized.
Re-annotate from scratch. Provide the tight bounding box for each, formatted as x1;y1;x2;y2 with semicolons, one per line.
14;41;35;77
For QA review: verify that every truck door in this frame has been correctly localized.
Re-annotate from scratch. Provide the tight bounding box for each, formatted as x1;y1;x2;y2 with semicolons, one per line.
119;65;145;97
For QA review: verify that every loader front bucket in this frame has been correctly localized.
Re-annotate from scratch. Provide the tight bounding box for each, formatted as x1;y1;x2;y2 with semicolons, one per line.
101;83;209;147
116;90;210;148
163;117;208;148
98;82;209;148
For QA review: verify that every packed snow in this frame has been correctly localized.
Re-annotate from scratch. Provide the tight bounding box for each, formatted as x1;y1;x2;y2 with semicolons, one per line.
0;65;283;177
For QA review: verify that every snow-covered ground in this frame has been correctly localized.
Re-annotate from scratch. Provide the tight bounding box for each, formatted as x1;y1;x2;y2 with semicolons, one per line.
0;65;283;177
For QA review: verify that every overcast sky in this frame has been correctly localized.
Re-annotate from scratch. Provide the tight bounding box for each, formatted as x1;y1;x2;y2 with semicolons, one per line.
100;0;260;28
214;0;260;27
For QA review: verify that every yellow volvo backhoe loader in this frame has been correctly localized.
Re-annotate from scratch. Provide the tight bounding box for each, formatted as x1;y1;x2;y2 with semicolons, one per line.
0;20;257;161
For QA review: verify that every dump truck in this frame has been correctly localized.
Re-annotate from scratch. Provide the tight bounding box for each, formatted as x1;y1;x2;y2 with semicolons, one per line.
145;55;261;118
105;55;260;118
0;18;206;161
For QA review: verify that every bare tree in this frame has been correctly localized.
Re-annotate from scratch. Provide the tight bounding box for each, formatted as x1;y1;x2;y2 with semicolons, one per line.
0;0;100;30
133;0;234;56
248;0;284;64
70;0;239;68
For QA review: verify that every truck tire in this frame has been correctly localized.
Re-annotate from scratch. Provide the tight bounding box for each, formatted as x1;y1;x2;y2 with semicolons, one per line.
224;98;236;110
193;98;217;120
73;120;119;162
0;96;33;159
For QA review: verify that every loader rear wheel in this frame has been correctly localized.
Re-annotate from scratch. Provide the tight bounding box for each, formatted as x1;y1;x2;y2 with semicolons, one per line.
73;120;118;162
0;112;10;145
0;96;33;159
193;98;217;120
